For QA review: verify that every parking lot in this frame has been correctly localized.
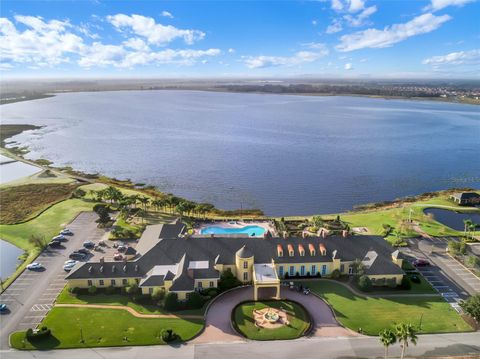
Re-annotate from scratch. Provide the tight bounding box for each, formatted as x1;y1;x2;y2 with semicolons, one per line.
0;212;107;349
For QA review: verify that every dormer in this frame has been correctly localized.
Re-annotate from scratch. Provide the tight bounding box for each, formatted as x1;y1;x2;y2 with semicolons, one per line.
308;243;316;256
287;244;294;257
319;243;326;256
298;244;305;256
277;244;284;257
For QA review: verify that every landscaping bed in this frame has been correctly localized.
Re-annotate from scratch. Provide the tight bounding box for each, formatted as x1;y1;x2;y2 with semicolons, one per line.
232;300;311;340
300;280;473;335
10;307;203;349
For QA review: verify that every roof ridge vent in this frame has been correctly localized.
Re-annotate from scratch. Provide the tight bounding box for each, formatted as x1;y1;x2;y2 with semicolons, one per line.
112;266;116;273
135;265;139;272
123;265;127;272
100;266;104;273
88;266;93;273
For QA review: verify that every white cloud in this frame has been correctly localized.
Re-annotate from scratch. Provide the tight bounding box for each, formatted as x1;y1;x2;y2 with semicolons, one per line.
331;0;344;11
343;5;377;26
331;0;367;13
107;14;205;45
161;11;174;19
422;49;480;65
348;0;365;13
312;20;318;26
336;13;451;52
425;0;475;11
0;14;219;70
344;62;353;70
0;16;85;67
228;48;235;53
243;44;329;69
326;19;343;33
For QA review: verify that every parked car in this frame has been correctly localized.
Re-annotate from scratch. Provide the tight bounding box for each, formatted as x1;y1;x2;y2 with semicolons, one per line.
63;262;77;271
48;240;62;247
83;241;95;249
26;262;43;270
117;245;127;253
0;304;7;312
303;288;310;295
76;248;90;255
69;252;86;260
60;229;73;236
64;260;77;266
98;240;107;247
52;234;66;242
113;253;124;261
412;259;430;267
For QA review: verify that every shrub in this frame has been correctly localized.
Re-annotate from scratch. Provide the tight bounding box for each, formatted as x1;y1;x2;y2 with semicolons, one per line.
133;294;151;304
68;287;80;294
357;275;372;292
330;269;341;279
460;294;480;321
126;283;139;295
151;288;166;302
26;326;51;341
161;329;179;343
284;273;290;279
387;278;397;288
164;292;179;311
401;276;412;290
186;292;205;309
410;275;421;284
218;270;242;292
88;286;97;295
106;286;116;294
448;240;466;256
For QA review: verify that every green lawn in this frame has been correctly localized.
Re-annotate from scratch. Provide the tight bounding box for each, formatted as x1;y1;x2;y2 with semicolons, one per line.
233;301;310;340
10;307;203;349
57;286;205;316
301;280;472;335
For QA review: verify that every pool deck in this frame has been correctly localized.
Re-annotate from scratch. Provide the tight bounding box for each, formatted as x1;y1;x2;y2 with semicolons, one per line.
195;221;277;237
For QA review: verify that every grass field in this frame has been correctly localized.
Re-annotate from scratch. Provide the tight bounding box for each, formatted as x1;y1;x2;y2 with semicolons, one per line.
233;301;310;340
0;183;82;224
57;286;205;316
10;307;204;349
301;280;472;335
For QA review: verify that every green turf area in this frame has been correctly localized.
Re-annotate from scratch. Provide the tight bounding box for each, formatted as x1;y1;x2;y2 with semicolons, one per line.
233;301;310;340
301;280;472;335
10;307;203;349
57;286;205;316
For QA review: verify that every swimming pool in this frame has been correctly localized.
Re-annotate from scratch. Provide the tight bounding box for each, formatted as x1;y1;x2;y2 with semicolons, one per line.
200;225;266;237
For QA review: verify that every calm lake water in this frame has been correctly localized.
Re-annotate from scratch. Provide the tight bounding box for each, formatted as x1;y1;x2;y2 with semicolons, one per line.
1;90;479;216
0;240;23;279
424;208;480;231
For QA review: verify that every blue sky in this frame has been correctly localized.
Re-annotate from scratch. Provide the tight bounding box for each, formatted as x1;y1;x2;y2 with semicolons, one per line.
1;0;479;78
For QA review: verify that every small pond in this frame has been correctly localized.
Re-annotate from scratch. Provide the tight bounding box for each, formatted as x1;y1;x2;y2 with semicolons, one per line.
424;208;480;231
0;240;24;280
0;160;41;184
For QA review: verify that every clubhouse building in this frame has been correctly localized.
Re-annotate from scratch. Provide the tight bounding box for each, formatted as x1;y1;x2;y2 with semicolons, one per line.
66;222;405;300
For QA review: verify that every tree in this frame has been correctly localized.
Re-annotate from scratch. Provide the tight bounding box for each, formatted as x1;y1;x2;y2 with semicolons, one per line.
218;269;242;292
28;234;45;249
164;292;179;311
151;288;166;302
395;323;418;359
351;259;365;276
448;240;466;256
73;188;86;198
312;215;324;228
95;206;111;225
186;291;205;309
379;328;397;359
460;294;480;321
138;196;150;211
466;255;480;268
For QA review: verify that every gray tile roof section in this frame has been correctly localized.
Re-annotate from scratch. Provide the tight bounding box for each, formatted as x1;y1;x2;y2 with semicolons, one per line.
135;222;186;256
236;245;253;258
67;231;404;282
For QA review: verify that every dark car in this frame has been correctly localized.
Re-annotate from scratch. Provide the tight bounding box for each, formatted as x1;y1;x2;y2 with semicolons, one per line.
69;252;87;260
76;248;90;255
83;241;95;249
412;259;430;267
48;240;62;247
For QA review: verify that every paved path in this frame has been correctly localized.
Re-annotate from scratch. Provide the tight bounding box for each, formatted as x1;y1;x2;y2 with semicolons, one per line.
55;304;203;319
0;212;106;350
193;286;353;343
1;332;480;359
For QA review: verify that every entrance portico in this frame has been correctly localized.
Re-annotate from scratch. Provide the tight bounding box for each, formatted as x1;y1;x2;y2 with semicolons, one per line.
253;262;280;301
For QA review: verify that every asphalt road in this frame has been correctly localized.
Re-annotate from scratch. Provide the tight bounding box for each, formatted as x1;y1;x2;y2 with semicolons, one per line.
0;212;106;349
0;332;479;359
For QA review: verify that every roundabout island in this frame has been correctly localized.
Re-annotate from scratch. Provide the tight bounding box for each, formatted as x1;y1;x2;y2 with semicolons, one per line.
232;300;311;341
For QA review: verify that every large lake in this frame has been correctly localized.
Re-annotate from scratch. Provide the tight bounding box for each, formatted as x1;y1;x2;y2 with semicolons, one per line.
1;90;479;216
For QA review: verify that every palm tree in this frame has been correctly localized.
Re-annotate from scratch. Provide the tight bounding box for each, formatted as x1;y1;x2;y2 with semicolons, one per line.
379;328;397;359
395;323;418;359
463;219;470;237
138;196;150;211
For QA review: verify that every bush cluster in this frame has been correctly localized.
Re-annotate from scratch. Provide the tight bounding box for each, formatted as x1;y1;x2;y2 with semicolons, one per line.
161;329;179;343
26;326;51;341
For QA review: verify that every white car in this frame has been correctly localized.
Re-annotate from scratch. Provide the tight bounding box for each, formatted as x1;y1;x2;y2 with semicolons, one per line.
60;229;73;236
26;262;43;270
64;260;77;266
63;263;77;272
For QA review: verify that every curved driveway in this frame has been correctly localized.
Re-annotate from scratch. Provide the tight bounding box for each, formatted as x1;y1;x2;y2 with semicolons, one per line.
193;286;356;343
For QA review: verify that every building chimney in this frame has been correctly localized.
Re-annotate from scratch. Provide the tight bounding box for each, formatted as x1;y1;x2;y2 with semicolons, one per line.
187;268;194;279
99;257;105;264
